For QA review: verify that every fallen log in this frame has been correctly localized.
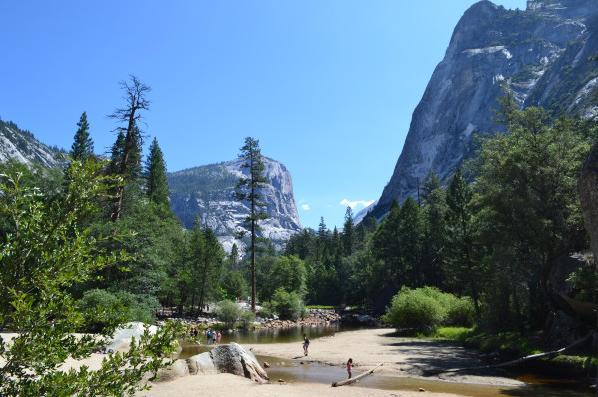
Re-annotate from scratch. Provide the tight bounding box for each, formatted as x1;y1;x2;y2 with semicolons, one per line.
424;333;593;376
332;363;383;387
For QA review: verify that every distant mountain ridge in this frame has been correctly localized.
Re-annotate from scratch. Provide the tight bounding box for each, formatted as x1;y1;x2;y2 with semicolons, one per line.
371;0;598;218
0;117;66;168
168;157;303;253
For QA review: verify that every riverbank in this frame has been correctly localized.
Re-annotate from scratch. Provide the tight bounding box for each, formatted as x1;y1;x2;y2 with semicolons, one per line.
140;328;524;397
241;328;523;386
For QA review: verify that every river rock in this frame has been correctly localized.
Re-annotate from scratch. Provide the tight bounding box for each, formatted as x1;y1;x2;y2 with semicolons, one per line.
106;322;157;352
186;352;217;375
157;342;269;383
156;359;189;381
210;342;269;383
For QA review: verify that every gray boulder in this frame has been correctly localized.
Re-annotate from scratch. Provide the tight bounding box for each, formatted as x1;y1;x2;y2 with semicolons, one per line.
210;342;269;383
186;352;217;375
157;342;268;383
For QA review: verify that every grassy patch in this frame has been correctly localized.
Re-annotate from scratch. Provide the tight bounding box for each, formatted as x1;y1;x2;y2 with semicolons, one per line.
433;327;475;342
464;332;538;357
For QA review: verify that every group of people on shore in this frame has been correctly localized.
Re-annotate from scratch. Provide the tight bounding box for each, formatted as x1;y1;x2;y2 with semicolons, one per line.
302;333;353;379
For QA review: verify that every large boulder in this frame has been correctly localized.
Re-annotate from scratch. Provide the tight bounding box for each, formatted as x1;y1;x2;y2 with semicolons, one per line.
157;342;269;383
210;342;269;383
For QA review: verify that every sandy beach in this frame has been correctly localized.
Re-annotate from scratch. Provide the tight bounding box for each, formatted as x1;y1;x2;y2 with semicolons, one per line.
140;328;524;397
1;328;526;396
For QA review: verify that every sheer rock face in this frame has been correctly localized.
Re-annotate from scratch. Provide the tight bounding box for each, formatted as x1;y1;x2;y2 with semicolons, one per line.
168;157;303;254
0;119;65;168
372;0;598;218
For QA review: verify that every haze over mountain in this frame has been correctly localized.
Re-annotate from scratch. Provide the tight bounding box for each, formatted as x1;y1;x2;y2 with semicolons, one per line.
370;0;598;219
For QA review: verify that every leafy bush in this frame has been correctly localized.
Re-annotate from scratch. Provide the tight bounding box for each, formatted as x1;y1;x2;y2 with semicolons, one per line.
238;308;255;327
114;292;160;324
214;300;241;326
382;287;475;332
214;300;254;327
444;296;475;327
77;289;159;331
271;287;304;321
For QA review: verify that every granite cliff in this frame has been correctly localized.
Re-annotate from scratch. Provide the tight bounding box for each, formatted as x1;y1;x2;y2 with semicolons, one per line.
168;157;303;254
0;118;66;168
371;0;598;218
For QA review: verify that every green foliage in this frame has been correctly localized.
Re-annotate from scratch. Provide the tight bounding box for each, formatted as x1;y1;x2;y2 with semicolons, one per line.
222;271;248;300
213;300;254;328
234;137;271;312
382;287;475;332
70;111;94;161
465;332;537;357
214;300;241;326
565;257;598;302
257;255;307;300
433;327;475;342
472;106;591;327
0;159;184;396
270;287;304;321
238;308;255;327
145;137;170;209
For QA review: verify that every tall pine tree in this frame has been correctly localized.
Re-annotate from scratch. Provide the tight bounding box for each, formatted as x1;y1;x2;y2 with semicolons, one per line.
107;75;150;222
145;137;170;208
71;111;94;161
234;137;271;313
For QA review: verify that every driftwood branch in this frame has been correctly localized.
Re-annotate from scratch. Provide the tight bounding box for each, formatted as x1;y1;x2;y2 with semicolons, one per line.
332;363;383;387
425;333;593;376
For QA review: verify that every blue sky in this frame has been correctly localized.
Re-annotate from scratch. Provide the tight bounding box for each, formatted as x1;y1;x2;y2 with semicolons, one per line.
0;0;527;230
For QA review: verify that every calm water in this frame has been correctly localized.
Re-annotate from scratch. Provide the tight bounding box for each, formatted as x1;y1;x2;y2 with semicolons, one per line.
176;325;594;397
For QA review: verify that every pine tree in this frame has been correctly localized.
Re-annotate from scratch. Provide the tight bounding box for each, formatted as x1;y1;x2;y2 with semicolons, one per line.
107;75;150;222
145;137;170;208
234;137;271;313
230;243;239;271
316;216;329;261
445;168;479;313
70;111;94;160
342;206;355;256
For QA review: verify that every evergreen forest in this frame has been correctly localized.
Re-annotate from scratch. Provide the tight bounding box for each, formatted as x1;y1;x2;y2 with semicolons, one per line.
2;77;598;366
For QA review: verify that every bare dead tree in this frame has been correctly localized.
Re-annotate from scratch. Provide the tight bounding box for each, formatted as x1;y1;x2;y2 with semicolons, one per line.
107;75;151;222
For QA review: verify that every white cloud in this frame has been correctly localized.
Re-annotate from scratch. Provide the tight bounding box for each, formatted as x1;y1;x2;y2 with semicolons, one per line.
340;199;375;209
301;204;310;210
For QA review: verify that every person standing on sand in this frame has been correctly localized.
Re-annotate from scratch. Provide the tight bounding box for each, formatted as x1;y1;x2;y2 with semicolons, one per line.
347;358;353;379
303;333;310;356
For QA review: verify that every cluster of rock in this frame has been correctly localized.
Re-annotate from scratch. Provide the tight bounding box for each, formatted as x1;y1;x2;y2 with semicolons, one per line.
259;310;341;329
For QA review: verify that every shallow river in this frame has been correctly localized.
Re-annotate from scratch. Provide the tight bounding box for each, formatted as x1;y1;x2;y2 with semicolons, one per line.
177;325;594;397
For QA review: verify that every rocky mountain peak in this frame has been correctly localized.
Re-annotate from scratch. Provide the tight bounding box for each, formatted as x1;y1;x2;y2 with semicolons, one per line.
168;157;302;254
526;0;598;18
371;0;598;220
